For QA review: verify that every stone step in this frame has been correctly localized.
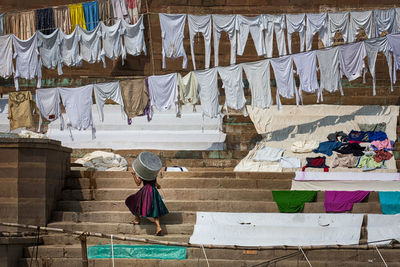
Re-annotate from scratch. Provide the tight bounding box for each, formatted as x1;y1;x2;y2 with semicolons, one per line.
165;158;240;168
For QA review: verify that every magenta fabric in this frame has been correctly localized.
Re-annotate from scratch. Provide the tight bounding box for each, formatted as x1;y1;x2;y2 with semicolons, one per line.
125;180;154;217
324;191;370;212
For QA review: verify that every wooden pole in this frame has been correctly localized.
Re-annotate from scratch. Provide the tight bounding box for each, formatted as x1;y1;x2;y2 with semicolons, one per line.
144;0;156;76
77;233;89;267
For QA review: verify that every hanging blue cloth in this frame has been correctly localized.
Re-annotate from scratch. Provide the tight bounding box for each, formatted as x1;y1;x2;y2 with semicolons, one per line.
379;192;400;214
82;1;99;31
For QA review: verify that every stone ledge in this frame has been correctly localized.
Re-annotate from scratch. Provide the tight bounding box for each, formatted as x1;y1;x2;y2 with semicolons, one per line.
0;135;71;153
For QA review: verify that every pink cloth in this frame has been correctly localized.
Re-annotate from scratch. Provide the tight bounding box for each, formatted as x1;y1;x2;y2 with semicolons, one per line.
371;139;393;151
324;191;370;212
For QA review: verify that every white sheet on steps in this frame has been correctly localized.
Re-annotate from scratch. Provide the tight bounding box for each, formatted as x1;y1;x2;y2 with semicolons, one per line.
294;171;400;181
291;180;400;191
189;212;364;246
367;214;400;245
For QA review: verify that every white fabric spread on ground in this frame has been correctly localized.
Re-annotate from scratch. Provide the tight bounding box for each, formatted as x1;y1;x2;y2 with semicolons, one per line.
235;105;398;172
189;212;364;246
291;180;400;191
367;214;400;245
75;151;128;171
294;171;400;181
18;130;48;139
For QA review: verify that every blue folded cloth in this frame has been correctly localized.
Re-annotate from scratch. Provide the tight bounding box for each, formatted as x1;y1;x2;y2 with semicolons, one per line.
379;192;400;214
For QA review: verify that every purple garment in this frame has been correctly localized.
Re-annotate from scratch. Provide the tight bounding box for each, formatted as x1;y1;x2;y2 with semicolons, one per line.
125;180;154;217
324;191;369;212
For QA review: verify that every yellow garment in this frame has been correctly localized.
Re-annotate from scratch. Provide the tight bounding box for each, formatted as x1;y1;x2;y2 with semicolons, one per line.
8;91;35;130
69;3;86;31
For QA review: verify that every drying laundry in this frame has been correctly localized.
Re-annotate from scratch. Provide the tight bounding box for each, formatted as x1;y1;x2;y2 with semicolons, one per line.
371;139;394;151
334;142;365;156
147;73;179;114
38;29;62;76
100;20;126;65
8;91;35;131
374;9;395;37
348;11;373;42
59;85;95;140
36;8;55;35
356;155;384;171
327;131;348;142
98;0;114;26
82;1;99;31
387;34;400;84
53;6;71;34
279;157;301;168
292;51;320;103
286;13;305;54
121;16;146;56
177;72;199;108
0;35;14;79
324;191;369;212
120;79;150;120
328;12;349;46
374;150;393;163
13;33;41;91
236;15;265;56
111;0;129;22
60;28;82;69
302;157;329;172
272;190;317;213
270;55;299;109
69;3;87;31
367;214;400;245
348;130;368;142
0;14;4;35
4;11;36;40
194;68;220;119
127;0;141;24
94;81;126;122
313;141;342;156
212;14;237;66
316;47;343;101
305;12;329;51
378;192;400;214
331;154;358;168
78;24;103;64
291;140;319;153
263;14;287;57
35;87;63;131
159;13;187;69
367;131;388;141
253;146;284;162
188;15;211;70
359;122;386;132
242;59;273;109
338;41;367;82
217;64;247;115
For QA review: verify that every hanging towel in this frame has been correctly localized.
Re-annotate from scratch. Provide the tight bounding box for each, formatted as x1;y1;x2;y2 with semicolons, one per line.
387;34;400;84
8;91;35;130
60;28;82;69
147;73;178;114
0;14;4;35
338;41;367;82
313;141;342;156
217;64;247;116
111;0;129;23
127;0;141;24
236;15;265;56
374;9;395;37
78;24;103;64
36;8;55;35
4;11;36;40
94;81;126;122
59;85;95;140
327;12;349;46
98;0;114;26
53;6;71;34
212;14;237;66
188;15;211;70
379;192;400;214
292;51;320;103
13;33;41;91
35;87;63;132
193;68;220;119
120;79;150;120
159;13;187;69
69;3;87;31
0;35;14;79
305;12;329;51
263;14;287;57
348;11;373;42
272;191;317;213
121;15;146;56
82;1;99;31
177;72;199;108
100;20;126;65
242;59;273;109
286;13;305;54
37;29;62;75
271;55;299;110
324;191;369;212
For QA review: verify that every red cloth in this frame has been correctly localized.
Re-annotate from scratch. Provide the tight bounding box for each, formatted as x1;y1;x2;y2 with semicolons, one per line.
374;150;393;163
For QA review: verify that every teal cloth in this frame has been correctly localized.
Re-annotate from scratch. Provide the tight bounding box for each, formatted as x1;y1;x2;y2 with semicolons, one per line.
148;186;169;218
272;191;318;213
88;244;187;260
379;192;400;214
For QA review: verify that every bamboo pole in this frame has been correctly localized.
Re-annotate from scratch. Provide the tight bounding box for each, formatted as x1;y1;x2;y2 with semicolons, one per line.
77;233;89;267
0;222;398;251
144;0;156;76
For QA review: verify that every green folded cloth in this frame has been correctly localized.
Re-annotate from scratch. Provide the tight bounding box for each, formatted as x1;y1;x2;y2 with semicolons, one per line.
272;191;318;213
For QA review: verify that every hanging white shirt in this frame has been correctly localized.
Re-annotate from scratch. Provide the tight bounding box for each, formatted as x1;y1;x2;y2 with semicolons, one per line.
100;20;126;67
60;28;82;69
395;8;400;33
35;87;63;132
305;12;329;51
217;64;247;116
0;35;14;79
147;73;179;115
328;12;349;46
387;34;400;84
316;46;343;102
286;13;305;54
193;68;220;119
348;11;373;42
242;59;273;109
292;51;320;103
159;13;187;69
212;14;237;66
263;14;287;57
338;41;367;82
13;33;41;91
78;24;103;65
37;29;62;75
121;15;146;56
374;9;395;37
271;55;299;110
178;71;199;107
236;15;265;56
365;37;393;95
188;14;212;70
94;81;126;122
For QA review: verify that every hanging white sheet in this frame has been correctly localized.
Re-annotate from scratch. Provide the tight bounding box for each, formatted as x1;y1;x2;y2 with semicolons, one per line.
0;34;14;79
35;87;64;132
94;81;126;122
122;15;146;56
292;51;320;103
212;14;237;66
194;68;220;119
305;12;329;51
286;13;305;54
328;12;349;46
188;14;212;70
294;171;400;181
374;9;395;37
37;29;62;75
367;214;400;245
147;73;179;115
263;14;287;57
60;28;82;70
236;15;265;56
348;10;373;42
338;41;367;82
78;24;103;65
100;20;126;66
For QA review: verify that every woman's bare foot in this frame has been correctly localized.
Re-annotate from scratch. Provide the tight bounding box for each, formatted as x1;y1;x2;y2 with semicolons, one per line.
155;228;163;236
154;217;163;236
130;215;140;225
